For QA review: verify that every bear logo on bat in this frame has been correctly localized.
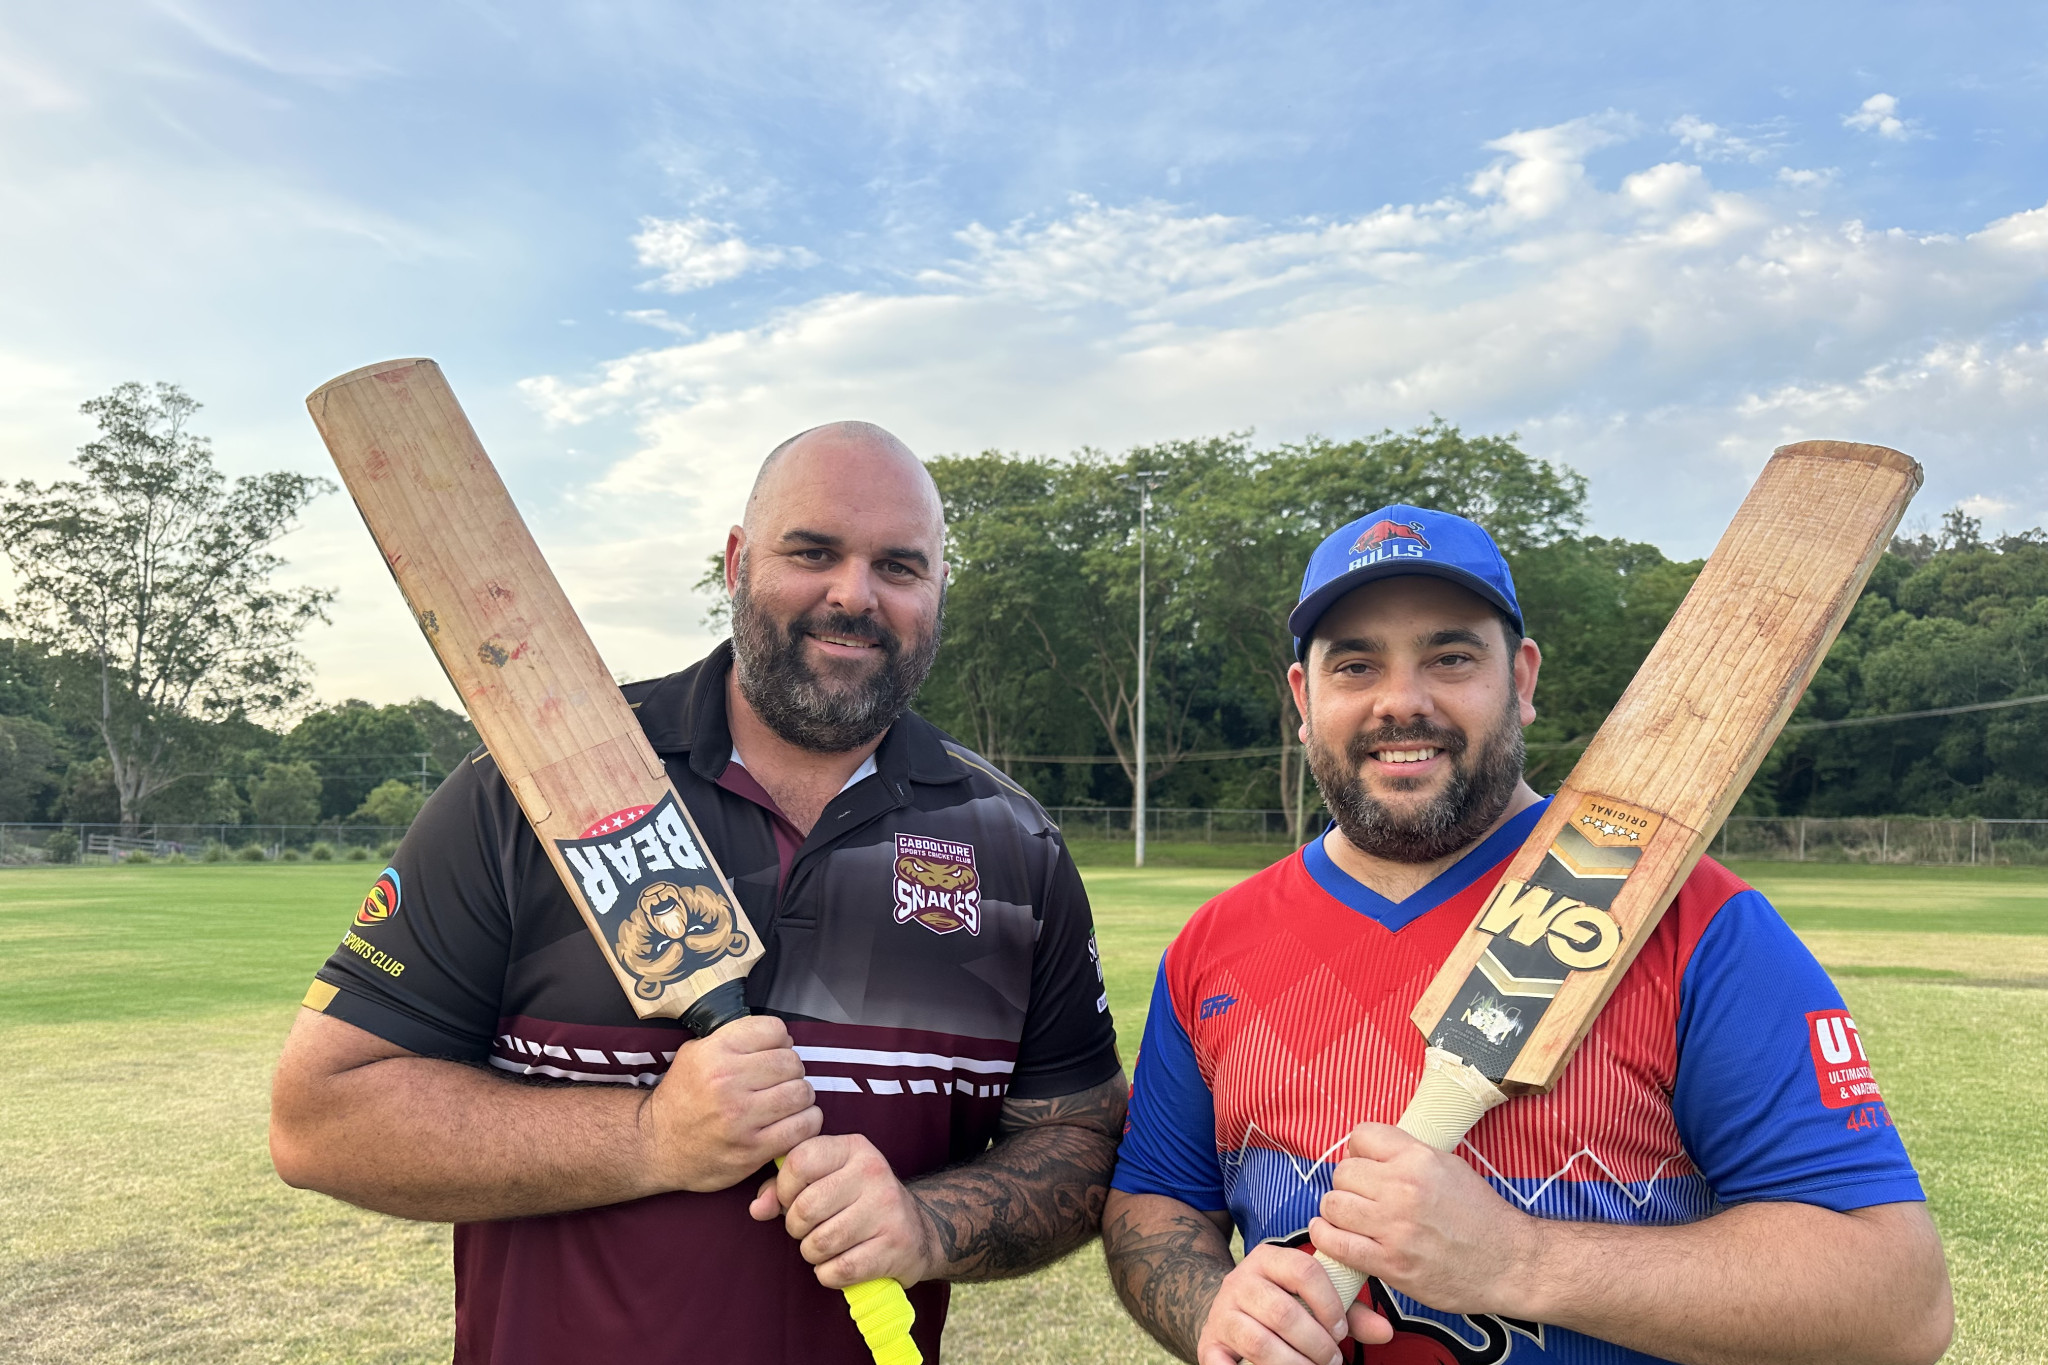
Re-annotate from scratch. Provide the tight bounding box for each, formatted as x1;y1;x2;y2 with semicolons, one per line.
614;881;750;1000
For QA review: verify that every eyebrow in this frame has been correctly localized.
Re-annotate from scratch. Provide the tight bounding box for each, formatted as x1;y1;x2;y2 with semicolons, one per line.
781;527;931;571
1320;626;1492;658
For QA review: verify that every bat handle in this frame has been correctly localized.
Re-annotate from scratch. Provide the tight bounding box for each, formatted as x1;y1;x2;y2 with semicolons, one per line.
771;1157;924;1365
1312;1047;1508;1310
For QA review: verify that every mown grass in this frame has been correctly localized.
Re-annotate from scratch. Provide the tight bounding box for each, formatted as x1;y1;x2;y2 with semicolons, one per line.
2;857;2043;1363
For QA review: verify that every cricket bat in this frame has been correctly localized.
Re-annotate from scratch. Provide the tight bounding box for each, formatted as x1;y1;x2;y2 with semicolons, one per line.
307;358;921;1365
1310;439;1921;1307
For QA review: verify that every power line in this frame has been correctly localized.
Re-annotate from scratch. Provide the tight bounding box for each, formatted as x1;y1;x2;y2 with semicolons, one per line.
982;692;2048;766
1783;692;2048;731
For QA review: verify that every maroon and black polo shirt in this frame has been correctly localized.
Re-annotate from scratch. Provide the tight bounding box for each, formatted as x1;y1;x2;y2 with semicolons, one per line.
307;643;1120;1364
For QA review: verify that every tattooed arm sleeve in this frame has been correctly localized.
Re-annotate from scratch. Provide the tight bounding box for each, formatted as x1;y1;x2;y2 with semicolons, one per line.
903;1072;1128;1282
1101;1190;1236;1363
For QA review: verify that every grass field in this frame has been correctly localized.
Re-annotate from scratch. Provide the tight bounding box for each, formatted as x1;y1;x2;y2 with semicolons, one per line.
2;853;2042;1363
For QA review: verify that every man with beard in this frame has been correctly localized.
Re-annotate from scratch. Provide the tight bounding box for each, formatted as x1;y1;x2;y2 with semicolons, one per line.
271;422;1127;1365
1101;506;1948;1365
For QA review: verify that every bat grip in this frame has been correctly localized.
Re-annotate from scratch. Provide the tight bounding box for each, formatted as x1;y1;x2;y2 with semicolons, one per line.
771;1156;924;1365
1311;1047;1508;1310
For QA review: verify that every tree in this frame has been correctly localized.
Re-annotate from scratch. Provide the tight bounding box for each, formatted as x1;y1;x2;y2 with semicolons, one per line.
0;715;64;822
354;778;426;829
250;761;322;828
285;700;429;819
0;383;334;829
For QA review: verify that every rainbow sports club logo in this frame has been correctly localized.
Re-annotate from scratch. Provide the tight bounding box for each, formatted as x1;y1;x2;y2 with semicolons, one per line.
355;867;401;928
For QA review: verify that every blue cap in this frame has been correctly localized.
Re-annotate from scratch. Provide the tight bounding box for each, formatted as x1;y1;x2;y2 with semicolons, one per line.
1288;504;1522;658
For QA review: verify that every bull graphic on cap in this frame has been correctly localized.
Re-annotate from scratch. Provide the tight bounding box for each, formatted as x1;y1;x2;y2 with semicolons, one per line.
1352;518;1431;554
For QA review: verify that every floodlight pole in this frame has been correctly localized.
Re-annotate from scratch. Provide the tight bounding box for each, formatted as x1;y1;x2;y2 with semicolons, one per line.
1119;470;1169;868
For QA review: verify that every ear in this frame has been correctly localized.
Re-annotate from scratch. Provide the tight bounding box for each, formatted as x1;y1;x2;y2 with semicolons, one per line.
724;526;745;596
1513;637;1541;728
1287;660;1311;741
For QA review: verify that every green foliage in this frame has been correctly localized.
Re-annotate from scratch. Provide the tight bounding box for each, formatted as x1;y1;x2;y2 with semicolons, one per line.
345;845;370;862
164;852;188;865
42;831;78;864
0;382;334;828
248;761;320;828
124;850;152;864
0;715;64;822
54;760;120;825
201;841;229;863
308;842;336;862
352;778;425;829
1762;522;2048;818
375;840;399;860
237;844;267;862
278;848;302;863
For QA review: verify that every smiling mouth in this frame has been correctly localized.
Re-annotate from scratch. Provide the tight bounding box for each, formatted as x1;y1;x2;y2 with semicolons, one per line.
807;632;881;649
1372;747;1442;765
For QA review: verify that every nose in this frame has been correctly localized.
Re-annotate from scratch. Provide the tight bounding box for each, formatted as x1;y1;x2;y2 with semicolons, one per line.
1370;660;1436;728
821;555;879;618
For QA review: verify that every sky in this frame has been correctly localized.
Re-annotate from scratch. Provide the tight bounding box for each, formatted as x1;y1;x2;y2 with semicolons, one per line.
3;1;2046;709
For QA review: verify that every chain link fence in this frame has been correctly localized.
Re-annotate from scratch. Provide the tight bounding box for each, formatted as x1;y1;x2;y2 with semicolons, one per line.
1044;809;2048;865
1714;817;2048;866
8;814;2045;867
0;823;412;866
1046;807;1316;845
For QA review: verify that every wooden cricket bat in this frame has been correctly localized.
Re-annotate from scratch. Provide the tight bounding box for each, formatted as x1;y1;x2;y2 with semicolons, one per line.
1312;440;1921;1306
307;358;922;1365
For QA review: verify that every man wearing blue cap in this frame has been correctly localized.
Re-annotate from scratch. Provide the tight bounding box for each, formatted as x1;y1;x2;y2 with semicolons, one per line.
1101;506;1951;1365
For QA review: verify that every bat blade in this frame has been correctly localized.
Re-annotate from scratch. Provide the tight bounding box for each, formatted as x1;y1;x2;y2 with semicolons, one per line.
306;357;763;1021
1411;440;1922;1094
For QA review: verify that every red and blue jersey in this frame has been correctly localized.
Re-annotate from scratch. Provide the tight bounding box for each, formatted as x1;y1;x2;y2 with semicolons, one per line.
1112;799;1924;1364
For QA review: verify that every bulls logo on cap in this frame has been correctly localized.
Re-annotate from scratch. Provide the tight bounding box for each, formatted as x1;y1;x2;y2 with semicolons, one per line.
1351;518;1432;554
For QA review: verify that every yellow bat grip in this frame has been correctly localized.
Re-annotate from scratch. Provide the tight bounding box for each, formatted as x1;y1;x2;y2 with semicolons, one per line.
1313;1047;1508;1309
773;1156;924;1365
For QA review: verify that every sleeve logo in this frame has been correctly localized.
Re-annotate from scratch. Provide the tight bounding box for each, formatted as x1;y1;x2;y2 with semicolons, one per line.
1806;1009;1884;1109
354;867;401;927
893;833;981;935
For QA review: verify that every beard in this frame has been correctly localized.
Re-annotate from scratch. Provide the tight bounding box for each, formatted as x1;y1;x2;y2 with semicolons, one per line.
728;558;943;754
1305;689;1526;865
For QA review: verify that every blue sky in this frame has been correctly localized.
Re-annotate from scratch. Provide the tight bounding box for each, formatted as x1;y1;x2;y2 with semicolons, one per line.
4;2;2046;705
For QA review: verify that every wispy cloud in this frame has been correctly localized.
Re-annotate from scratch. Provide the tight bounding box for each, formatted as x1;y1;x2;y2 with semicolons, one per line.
631;216;816;293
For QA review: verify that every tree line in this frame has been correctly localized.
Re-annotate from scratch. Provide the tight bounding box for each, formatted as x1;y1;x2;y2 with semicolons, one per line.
6;383;2045;835
907;431;2048;824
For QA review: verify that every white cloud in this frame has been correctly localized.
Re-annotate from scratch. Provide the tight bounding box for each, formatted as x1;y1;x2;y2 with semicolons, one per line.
1844;93;1916;141
1776;166;1839;189
632;216;815;293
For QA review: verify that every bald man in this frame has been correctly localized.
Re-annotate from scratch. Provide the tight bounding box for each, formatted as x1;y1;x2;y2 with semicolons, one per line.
271;423;1127;1365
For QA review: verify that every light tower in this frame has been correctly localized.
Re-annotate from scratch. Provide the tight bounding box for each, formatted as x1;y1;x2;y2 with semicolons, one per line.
1117;470;1169;868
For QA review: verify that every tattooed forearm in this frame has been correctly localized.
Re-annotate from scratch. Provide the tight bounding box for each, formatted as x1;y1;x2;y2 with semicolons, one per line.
904;1073;1127;1282
1102;1191;1236;1363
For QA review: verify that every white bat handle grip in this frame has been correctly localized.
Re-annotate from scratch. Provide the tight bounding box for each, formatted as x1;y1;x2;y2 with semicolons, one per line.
1312;1047;1509;1308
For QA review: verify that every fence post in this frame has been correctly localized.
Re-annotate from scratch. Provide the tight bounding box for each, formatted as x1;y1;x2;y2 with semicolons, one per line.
1970;821;1977;866
1882;820;1888;864
1797;818;1806;862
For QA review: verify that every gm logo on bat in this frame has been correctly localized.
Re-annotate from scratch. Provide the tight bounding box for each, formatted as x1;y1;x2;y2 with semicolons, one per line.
1475;878;1622;970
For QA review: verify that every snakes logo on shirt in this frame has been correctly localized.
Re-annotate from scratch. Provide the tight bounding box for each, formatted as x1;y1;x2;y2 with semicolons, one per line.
893;833;982;935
